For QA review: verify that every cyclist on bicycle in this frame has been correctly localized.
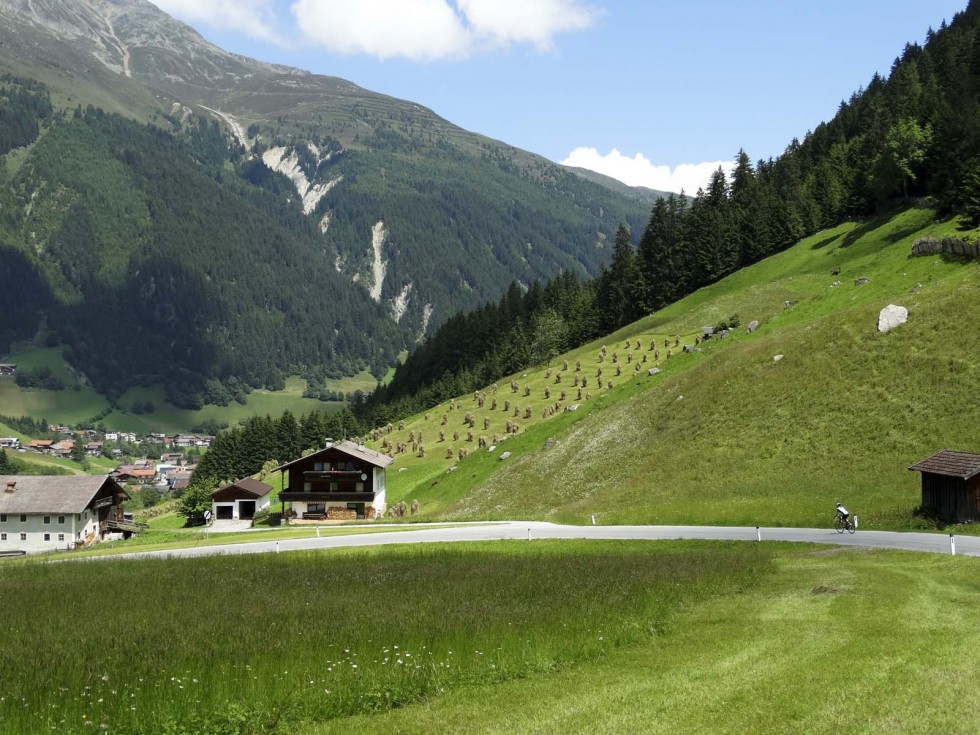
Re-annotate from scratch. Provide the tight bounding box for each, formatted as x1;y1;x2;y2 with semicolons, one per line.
835;502;850;524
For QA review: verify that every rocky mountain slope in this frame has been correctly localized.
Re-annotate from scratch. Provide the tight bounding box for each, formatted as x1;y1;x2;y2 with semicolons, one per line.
0;0;652;337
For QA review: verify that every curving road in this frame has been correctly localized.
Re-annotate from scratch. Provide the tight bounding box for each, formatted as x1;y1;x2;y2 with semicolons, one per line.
93;522;980;561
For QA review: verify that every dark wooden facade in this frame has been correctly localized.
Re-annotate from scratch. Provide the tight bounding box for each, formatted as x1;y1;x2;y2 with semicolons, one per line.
909;450;980;523
276;441;393;520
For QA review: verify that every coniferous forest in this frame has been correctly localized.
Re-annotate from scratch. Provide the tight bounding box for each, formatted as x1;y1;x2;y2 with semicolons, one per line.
357;2;980;426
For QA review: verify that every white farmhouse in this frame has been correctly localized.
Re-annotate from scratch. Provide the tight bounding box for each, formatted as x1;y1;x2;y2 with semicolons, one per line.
0;475;130;554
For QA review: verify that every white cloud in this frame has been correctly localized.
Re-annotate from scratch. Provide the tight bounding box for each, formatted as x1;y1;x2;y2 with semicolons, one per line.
457;0;600;50
290;0;470;61
149;0;283;44
290;0;600;60
561;147;735;195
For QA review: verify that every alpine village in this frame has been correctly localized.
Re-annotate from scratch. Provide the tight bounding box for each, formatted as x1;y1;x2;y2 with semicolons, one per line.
0;1;979;733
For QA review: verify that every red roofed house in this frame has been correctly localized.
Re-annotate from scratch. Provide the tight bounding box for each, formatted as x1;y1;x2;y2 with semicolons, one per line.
909;450;980;523
275;440;393;521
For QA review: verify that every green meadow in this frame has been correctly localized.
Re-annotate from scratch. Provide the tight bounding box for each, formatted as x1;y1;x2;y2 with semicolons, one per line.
372;207;980;530
2;542;979;734
0;358;377;433
0;541;768;734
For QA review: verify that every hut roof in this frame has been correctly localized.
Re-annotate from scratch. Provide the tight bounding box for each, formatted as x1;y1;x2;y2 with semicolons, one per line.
212;477;273;499
908;450;980;480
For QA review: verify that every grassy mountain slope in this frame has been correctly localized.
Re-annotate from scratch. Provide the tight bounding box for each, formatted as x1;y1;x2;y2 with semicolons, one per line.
365;207;980;529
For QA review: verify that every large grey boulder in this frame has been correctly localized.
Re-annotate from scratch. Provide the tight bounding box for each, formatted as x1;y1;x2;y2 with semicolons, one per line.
647;368;661;376
747;320;759;333
878;304;908;333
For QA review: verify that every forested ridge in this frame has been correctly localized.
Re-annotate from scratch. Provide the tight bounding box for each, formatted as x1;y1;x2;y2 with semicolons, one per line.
0;98;405;407
356;1;980;426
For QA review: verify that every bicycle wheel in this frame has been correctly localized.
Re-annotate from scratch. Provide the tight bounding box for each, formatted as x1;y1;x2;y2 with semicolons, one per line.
847;520;856;534
835;516;845;534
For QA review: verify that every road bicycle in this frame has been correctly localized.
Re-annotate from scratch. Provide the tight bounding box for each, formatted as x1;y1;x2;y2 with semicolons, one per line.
835;514;855;534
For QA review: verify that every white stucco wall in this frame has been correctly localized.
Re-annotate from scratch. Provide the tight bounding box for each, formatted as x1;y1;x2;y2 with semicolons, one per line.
0;509;99;553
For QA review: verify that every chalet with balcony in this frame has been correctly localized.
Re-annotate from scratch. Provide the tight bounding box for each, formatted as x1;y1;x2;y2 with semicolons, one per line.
276;440;393;520
0;475;133;554
0;364;17;376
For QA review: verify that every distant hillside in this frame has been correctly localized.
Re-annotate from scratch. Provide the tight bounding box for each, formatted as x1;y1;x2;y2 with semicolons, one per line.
0;0;650;345
563;165;679;205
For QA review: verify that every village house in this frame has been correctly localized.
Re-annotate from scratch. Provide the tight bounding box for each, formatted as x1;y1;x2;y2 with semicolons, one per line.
24;439;53;452
104;432;119;442
85;442;104;456
112;464;157;485
48;440;74;458
0;438;19;449
276;440;393;521
211;478;273;521
909;450;980;523
160;452;184;466
0;364;17;376
0;475;130;554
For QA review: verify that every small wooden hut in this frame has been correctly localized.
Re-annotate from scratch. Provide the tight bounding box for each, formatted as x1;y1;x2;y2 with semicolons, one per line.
908;450;980;523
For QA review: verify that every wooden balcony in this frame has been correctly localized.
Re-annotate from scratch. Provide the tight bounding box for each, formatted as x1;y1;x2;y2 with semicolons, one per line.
280;491;376;503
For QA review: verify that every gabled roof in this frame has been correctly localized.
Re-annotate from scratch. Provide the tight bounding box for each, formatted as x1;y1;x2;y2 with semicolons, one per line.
0;475;126;514
909;450;980;480
275;440;394;472
212;477;273;499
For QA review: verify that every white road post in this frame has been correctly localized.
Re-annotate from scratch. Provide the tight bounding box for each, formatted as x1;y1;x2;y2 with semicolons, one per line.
316;526;320;538
528;527;531;541
591;514;596;525
756;527;761;542
276;541;280;554
950;534;956;556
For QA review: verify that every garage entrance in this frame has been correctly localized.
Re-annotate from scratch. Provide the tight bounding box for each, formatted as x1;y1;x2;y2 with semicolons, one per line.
216;505;234;520
238;500;257;520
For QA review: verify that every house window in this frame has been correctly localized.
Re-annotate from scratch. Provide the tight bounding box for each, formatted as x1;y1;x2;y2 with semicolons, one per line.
356;482;364;492
0;514;5;522
20;514;26;523
58;516;65;524
19;533;26;541
329;482;338;492
58;533;64;542
0;533;6;541
43;533;50;542
308;503;326;514
44;516;51;524
314;462;324;471
304;481;311;492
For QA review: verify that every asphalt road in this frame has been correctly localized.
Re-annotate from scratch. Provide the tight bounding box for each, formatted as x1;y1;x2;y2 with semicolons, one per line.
95;522;980;561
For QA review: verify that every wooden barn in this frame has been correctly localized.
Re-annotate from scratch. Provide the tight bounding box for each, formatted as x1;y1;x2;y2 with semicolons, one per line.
211;478;273;521
908;450;980;523
276;440;393;521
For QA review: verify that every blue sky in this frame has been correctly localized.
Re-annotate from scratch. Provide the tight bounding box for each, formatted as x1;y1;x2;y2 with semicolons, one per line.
151;0;965;193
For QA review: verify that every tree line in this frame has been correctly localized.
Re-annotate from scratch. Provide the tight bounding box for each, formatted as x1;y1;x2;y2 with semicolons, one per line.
356;1;980;426
180;408;365;514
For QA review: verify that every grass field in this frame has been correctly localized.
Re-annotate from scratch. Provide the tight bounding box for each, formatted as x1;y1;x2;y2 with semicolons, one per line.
301;545;980;735
0;541;768;734
0;349;379;433
369;207;980;531
2;541;978;734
